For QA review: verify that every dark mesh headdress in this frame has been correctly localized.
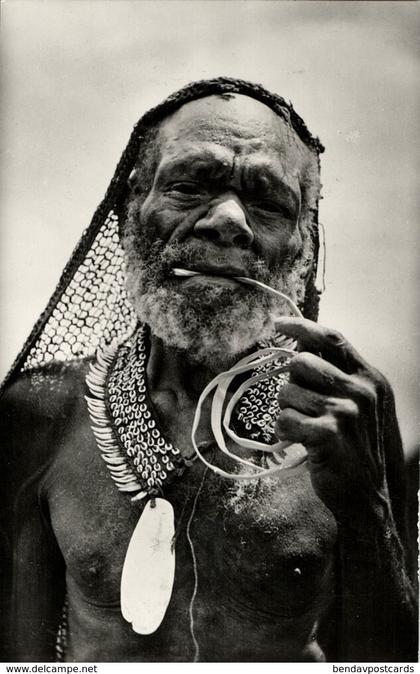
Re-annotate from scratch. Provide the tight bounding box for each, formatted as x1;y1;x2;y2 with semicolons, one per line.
1;77;324;395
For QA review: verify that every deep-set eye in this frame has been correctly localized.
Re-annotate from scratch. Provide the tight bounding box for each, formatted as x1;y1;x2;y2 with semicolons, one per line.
253;200;294;219
258;200;280;213
167;181;202;195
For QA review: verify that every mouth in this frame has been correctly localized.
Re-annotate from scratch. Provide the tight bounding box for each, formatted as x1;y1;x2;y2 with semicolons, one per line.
172;265;248;288
173;263;248;277
173;267;302;318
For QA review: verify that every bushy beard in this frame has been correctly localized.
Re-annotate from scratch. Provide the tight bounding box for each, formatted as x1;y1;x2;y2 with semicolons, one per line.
122;201;309;371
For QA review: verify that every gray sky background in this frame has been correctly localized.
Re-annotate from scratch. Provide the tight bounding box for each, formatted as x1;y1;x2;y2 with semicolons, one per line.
1;0;419;453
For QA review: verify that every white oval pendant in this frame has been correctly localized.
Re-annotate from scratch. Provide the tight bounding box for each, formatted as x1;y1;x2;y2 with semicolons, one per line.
121;498;175;635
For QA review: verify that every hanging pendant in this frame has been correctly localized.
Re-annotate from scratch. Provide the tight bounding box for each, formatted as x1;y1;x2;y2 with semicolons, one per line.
121;498;176;635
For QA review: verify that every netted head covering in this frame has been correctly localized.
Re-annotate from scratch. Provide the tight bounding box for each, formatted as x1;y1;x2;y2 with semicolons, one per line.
1;77;324;395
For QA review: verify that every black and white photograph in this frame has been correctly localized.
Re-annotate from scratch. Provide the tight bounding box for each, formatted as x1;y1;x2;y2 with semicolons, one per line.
1;0;418;666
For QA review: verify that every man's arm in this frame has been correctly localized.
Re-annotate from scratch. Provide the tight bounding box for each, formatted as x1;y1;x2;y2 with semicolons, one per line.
274;317;418;662
337;511;416;661
0;376;66;661
336;385;416;662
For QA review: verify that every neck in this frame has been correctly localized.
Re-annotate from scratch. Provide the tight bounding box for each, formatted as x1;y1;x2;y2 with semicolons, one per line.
146;333;237;457
143;329;273;460
146;334;231;404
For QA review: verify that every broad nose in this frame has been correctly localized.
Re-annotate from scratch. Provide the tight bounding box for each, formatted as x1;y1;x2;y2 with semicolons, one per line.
194;195;254;248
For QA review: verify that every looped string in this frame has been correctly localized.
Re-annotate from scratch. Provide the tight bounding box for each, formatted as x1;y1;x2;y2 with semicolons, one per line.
177;273;309;480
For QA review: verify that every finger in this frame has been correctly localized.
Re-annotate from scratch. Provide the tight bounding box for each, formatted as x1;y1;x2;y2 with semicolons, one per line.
274;316;367;374
277;383;329;417
288;351;353;396
287;352;379;414
277;386;360;428
275;407;338;450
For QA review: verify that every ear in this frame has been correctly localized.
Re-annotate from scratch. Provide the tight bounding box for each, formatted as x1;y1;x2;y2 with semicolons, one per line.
294;224;316;286
128;168;140;194
299;250;315;285
302;271;320;322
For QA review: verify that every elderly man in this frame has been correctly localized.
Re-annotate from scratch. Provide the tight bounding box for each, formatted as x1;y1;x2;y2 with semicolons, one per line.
0;78;417;663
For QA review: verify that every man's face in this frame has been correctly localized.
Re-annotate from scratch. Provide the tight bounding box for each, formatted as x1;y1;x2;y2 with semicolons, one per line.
124;94;317;368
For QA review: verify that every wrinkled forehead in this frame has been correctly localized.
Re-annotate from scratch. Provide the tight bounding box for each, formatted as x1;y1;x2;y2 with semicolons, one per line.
156;94;312;175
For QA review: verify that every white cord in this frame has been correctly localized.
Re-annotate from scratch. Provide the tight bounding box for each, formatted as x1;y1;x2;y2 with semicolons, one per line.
172;270;307;480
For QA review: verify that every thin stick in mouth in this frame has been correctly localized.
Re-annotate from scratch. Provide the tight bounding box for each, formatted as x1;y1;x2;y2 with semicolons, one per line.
172;268;201;277
172;268;302;318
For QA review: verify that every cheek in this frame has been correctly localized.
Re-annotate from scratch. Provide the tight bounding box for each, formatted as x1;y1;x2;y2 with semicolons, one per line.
140;195;204;242
255;224;303;266
139;196;179;239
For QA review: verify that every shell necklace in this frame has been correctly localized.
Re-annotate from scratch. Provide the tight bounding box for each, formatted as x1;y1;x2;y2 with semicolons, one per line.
85;325;185;635
85;276;307;637
86;324;185;500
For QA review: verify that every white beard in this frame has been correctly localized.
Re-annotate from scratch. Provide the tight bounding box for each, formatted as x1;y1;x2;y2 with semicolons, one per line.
122;204;309;371
127;280;277;370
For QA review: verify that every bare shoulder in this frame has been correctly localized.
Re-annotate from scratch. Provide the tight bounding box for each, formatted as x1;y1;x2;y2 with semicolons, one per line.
1;358;91;415
0;358;92;478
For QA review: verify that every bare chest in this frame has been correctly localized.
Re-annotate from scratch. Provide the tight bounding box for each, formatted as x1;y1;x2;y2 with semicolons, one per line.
47;424;337;660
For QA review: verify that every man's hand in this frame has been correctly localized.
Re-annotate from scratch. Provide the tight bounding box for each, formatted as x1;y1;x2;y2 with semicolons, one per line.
274;316;395;528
